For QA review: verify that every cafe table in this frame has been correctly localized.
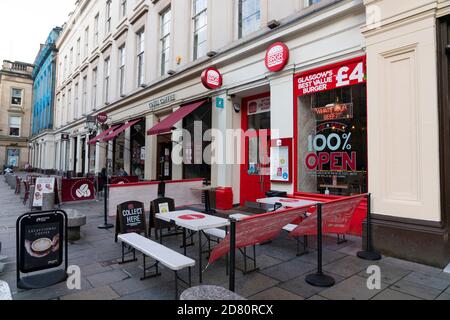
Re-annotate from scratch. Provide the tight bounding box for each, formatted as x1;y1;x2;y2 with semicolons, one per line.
257;197;320;209
156;210;230;283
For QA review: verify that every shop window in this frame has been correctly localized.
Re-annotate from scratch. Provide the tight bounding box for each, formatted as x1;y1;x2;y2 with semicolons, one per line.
7;149;20;167
296;59;367;196
160;7;171;76
131;120;146;179
183;102;212;180
9;116;21;137
11;88;23;106
238;0;261;38
192;0;207;60
137;29;145;87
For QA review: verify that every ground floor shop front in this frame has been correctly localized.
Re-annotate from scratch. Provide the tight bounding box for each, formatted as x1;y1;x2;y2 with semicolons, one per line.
30;3;450;268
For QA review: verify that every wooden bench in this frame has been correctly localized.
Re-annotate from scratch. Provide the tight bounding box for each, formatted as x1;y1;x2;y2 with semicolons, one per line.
118;233;195;300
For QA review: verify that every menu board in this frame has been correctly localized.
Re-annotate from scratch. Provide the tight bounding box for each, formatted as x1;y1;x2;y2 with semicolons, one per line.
270;139;292;183
271;146;290;182
33;178;56;207
116;201;147;236
19;213;63;273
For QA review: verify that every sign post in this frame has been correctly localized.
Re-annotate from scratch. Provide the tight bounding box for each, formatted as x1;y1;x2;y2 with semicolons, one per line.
16;210;68;290
99;175;114;230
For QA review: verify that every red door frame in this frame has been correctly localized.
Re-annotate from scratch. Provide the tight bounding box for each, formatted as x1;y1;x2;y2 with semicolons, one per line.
240;92;272;206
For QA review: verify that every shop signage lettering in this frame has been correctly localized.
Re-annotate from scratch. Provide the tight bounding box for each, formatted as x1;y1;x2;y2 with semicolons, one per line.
296;57;366;96
149;94;176;109
313;103;353;121
265;42;289;72
117;201;146;235
201;67;223;90
305;128;357;172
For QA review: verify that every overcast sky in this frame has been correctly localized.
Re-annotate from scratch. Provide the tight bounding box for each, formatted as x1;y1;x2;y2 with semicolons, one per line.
0;0;75;64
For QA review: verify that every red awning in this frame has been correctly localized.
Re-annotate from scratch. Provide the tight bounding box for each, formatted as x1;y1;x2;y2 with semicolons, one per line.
102;119;142;142
147;100;206;136
87;125;120;145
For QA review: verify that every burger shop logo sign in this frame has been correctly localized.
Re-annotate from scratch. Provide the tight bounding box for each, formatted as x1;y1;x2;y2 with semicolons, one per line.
97;113;108;124
265;42;289;72
201;67;223;90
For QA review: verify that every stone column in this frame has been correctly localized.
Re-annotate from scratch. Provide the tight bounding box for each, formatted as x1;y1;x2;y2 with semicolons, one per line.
145;114;157;181
76;135;82;174
124;126;131;175
95;129;104;174
172;107;183;181
84;135;90;175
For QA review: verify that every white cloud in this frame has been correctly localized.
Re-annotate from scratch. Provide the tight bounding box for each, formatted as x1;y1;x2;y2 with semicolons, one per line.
0;0;75;64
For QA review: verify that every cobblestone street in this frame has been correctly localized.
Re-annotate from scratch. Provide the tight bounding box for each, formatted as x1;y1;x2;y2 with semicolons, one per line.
1;176;449;300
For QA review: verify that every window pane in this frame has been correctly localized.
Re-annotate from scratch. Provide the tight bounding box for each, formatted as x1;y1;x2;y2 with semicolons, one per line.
239;0;261;38
297;84;367;196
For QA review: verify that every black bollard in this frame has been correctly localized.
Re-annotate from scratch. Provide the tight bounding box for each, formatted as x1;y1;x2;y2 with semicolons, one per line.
357;193;382;261
305;203;335;287
98;176;114;230
229;219;236;292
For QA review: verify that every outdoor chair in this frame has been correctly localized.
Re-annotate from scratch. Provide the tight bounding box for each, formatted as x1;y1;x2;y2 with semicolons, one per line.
150;198;183;241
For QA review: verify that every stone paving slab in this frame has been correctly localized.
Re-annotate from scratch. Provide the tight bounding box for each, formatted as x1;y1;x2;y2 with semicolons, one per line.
250;286;304;300
390;279;444;300
60;286;119;300
278;272;345;299
319;275;388;300
260;258;316;282
436;292;450;300
371;288;422;300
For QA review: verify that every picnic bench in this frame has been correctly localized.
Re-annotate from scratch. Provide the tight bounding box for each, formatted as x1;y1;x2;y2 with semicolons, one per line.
118;233;195;300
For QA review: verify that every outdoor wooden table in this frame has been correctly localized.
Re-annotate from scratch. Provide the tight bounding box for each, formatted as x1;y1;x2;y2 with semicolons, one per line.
191;186;216;214
257;197;320;208
156;210;230;284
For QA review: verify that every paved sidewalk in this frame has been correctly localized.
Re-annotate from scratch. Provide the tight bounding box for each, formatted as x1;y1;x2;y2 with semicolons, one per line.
0;175;449;300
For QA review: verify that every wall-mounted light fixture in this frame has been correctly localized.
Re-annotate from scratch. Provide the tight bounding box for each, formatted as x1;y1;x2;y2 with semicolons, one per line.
267;20;281;29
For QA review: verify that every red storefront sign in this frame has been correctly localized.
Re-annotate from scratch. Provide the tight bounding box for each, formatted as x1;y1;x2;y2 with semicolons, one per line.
61;178;96;202
295;56;366;96
97;112;108;124
201;67;223;90
265;42;289;72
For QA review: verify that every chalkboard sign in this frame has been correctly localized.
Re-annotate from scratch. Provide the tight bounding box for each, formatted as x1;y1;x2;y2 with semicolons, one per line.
19;213;64;273
115;201;147;239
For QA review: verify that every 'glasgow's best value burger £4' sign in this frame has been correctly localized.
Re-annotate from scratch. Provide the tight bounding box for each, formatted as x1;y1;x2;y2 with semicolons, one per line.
295;57;367;96
265;42;289;72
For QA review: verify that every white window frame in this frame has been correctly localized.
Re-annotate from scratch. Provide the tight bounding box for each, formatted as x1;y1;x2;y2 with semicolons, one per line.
74;83;79;119
160;7;171;76
92;68;98;110
192;0;208;60
120;0;127;18
84;26;90;58
82;75;88;115
104;57;111;103
136;29;145;87
67;88;72;123
11;88;23;106
76;38;81;66
106;0;112;35
94;14;100;47
238;0;261;39
119;45;126;96
8;116;22;137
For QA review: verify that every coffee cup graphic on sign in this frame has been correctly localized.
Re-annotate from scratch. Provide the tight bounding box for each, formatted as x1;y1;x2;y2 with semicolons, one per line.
76;184;91;198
